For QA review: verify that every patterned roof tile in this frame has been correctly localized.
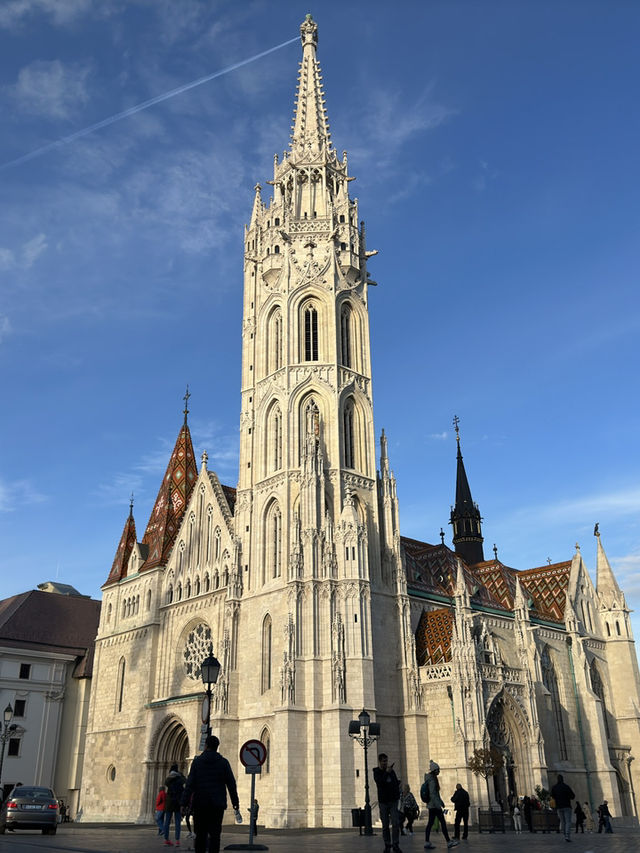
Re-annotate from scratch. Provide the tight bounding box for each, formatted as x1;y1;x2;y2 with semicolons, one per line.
415;607;454;665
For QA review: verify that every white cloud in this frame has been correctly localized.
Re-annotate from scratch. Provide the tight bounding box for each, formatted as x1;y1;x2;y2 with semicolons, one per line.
0;0;91;28
22;233;48;267
0;248;15;270
0;477;47;511
11;59;91;119
428;431;449;441
0;315;11;343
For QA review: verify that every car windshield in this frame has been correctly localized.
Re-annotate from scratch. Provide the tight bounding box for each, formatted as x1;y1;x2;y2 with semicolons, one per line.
12;788;55;799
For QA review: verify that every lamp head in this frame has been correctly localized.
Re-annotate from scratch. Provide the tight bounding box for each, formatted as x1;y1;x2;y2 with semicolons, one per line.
358;708;370;730
200;645;221;686
3;704;13;725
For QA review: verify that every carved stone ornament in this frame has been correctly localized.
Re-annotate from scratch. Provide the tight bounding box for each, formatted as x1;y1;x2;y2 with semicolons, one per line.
183;622;213;681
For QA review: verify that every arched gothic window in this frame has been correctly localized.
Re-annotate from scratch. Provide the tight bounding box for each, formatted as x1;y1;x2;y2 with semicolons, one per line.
541;647;568;759
116;657;126;713
260;727;271;773
300;396;321;463
195;576;201;596
214;527;221;562
590;659;611;739
261;615;272;693
268;404;283;472
205;507;213;563
343;398;355;469
340;304;352;368
264;501;282;580
268;308;283;373
303;304;319;361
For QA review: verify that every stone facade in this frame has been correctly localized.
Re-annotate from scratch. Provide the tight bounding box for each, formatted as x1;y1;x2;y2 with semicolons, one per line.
79;16;640;828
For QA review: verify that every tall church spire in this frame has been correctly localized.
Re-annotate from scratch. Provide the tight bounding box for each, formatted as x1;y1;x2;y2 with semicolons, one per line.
449;416;484;565
290;15;332;158
140;407;198;571
595;526;624;607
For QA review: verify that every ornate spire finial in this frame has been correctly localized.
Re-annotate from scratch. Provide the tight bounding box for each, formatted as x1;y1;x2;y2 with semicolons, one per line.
129;492;134;517
453;414;460;442
183;384;191;425
547;557;552;565
201;450;208;471
440;528;445;545
575;542;580;553
493;543;498;560
300;13;318;48
594;522;600;537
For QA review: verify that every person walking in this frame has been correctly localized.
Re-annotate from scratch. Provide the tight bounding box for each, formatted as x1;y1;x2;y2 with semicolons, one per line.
583;801;594;832
248;799;259;837
181;734;240;853
551;774;575;842
420;760;459;850
164;764;186;846
512;801;522;833
155;786;166;836
400;783;419;836
574;801;585;833
451;783;470;840
597;800;613;833
523;795;534;832
372;753;402;853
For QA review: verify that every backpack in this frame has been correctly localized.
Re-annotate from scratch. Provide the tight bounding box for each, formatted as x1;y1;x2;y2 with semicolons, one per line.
420;781;428;803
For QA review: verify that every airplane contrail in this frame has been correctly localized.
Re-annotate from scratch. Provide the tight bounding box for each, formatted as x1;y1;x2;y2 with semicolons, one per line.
0;35;299;172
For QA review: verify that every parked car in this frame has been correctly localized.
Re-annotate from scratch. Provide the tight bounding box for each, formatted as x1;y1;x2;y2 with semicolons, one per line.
0;786;59;834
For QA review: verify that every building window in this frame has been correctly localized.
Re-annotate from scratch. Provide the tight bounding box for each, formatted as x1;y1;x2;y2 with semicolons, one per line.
19;663;31;680
343;399;355;469
261;615;272;693
8;738;20;757
340;305;352;368
260;727;271;773
269;404;283;472
590;658;611;739
268;308;283;373
116;658;126;713
214;527;221;562
541;647;567;760
303;304;318;361
13;699;26;717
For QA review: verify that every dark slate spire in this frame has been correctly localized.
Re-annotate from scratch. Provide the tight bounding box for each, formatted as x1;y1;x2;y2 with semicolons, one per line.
449;416;484;565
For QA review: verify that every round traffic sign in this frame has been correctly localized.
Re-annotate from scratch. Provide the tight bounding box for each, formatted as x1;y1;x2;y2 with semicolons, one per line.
239;739;267;767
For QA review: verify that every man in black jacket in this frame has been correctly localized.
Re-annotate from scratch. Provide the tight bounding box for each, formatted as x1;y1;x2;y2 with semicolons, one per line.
182;735;240;853
451;783;470;840
372;753;402;853
551;774;575;842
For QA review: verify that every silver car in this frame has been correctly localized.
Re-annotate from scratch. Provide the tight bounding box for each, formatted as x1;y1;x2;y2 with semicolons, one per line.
0;785;59;834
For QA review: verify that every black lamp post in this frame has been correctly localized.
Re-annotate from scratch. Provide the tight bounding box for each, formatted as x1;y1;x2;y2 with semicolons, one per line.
349;708;380;836
0;704;15;793
200;645;221;737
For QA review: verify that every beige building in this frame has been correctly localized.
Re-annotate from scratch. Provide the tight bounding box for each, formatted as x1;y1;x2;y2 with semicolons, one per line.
0;584;100;815
80;16;640;828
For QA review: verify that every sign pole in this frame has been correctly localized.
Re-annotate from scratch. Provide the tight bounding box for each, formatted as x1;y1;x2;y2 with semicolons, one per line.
248;771;256;847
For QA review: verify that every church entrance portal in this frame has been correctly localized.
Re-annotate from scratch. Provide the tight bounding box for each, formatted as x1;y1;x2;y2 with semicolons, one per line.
148;716;190;816
486;691;529;811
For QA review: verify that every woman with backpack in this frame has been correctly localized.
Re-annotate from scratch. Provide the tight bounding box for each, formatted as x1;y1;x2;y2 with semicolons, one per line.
163;763;186;847
420;761;459;850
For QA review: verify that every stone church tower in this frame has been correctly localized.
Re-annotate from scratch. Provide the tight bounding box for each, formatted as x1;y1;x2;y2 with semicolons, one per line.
80;16;640;828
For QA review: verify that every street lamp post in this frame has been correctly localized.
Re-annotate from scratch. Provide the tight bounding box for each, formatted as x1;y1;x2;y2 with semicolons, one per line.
348;708;380;836
0;704;16;794
200;645;221;738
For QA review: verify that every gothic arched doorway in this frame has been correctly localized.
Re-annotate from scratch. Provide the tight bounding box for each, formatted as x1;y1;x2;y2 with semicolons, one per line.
147;715;190;816
486;691;530;810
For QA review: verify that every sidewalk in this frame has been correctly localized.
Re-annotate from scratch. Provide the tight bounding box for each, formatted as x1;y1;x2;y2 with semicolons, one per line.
1;822;639;853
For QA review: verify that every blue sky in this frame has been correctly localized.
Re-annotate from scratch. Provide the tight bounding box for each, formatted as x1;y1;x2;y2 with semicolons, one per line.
1;1;639;645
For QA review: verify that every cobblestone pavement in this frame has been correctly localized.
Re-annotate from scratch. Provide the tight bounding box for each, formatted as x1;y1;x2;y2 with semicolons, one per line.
1;823;638;853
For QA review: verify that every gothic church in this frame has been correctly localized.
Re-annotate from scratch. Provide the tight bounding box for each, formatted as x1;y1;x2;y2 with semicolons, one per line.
80;17;640;827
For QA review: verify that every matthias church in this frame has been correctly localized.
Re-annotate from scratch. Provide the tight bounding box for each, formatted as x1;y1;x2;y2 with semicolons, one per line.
80;17;640;827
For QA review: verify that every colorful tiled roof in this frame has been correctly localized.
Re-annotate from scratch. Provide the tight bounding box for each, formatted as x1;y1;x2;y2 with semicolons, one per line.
472;560;519;611
401;537;503;608
141;423;198;570
103;510;137;587
221;484;237;515
518;561;572;622
415;607;454;665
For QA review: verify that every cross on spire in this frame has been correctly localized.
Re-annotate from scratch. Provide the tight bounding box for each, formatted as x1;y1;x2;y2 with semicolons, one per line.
183;384;191;425
453;414;460;441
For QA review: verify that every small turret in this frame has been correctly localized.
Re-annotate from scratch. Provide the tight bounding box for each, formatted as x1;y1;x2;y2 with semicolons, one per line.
104;495;137;586
449;416;484;565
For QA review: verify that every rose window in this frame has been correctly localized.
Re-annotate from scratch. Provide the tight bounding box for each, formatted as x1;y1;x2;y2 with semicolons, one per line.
183;623;213;680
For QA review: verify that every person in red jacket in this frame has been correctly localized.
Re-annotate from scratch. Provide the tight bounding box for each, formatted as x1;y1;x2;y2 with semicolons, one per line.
155;787;166;835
